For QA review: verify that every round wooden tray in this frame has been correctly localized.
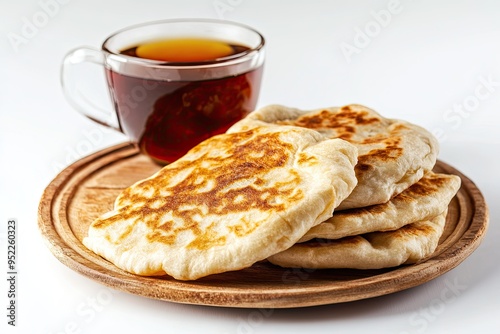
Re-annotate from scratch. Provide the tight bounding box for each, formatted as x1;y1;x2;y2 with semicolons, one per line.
38;143;489;308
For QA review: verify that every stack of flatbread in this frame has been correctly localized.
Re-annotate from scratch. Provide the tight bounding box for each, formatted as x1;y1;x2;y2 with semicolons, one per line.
83;104;461;280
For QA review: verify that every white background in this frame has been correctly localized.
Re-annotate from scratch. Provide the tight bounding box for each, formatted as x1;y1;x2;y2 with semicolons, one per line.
1;0;500;333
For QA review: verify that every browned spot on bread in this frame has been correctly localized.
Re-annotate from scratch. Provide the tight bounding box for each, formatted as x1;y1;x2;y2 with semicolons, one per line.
395;174;450;204
277;109;380;142
354;163;372;173
227;217;260;238
407;174;448;196
297;152;318;166
362;145;404;162
188;223;227;250
396;222;437;238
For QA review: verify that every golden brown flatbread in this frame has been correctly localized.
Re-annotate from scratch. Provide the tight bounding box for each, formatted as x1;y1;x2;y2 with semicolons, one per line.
228;104;439;210
268;210;448;270
83;125;358;280
299;172;461;242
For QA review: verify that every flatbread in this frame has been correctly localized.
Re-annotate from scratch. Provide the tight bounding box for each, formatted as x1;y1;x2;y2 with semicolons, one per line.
83;125;358;280
299;172;461;242
228;104;439;210
268;210;448;270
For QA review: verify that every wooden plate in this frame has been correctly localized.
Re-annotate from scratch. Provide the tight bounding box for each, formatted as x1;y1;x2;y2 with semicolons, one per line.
38;143;489;308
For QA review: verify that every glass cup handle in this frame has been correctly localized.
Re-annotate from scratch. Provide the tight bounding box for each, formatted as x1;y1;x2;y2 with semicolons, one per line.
61;47;122;132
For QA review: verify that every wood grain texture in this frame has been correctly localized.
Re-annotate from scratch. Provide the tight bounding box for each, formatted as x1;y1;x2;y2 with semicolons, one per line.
38;143;489;308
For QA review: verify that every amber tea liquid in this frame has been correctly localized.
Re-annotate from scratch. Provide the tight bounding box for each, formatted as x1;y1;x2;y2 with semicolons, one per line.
108;38;263;164
121;38;250;63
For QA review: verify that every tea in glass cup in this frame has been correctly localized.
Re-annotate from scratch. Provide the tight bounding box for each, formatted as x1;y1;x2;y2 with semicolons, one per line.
61;19;265;164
